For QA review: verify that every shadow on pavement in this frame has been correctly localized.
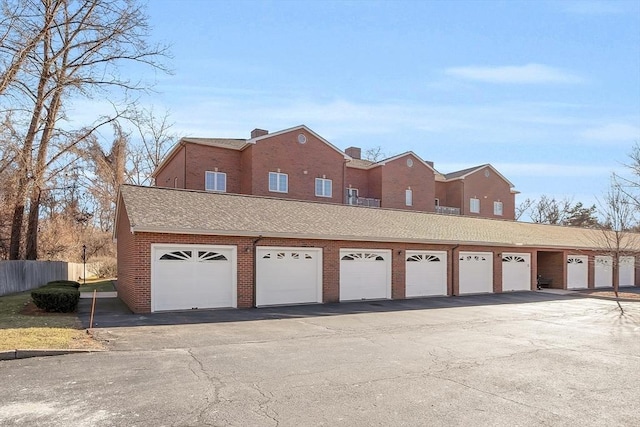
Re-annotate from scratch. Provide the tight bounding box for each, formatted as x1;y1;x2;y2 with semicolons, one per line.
77;290;589;329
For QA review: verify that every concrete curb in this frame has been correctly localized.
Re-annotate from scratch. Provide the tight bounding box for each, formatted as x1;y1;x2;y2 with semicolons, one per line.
0;348;104;361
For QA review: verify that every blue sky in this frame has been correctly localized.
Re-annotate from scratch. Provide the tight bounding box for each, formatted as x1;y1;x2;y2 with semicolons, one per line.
89;0;640;215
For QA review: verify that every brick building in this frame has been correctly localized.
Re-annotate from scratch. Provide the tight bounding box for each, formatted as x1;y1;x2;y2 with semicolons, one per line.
115;185;639;313
153;125;517;219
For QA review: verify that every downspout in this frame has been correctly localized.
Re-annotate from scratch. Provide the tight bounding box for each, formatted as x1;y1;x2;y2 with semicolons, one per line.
182;143;187;189
450;244;459;296
252;235;264;308
342;158;347;204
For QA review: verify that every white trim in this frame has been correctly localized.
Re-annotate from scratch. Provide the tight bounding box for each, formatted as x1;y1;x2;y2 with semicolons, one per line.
268;171;288;193
444;164;515;188
315;177;332;198
129;226;602;251
493;201;503;216
248;125;352;160
205;171;227;192
405;189;413;206
470;198;480;213
346;151;436;173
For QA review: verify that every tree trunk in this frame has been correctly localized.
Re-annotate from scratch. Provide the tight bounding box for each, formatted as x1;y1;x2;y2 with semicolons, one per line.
7;9;53;260
24;187;41;259
24;86;63;260
8;194;25;259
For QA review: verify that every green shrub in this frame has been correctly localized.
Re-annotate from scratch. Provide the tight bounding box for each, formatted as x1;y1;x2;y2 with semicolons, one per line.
31;287;80;313
44;280;81;289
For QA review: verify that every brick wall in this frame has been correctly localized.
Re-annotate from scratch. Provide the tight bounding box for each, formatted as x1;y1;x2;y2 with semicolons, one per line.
461;168;515;219
536;251;565;289
119;227;562;313
380;155;435;212
345;167;370;201
249;129;346;203
240;145;253;194
443;181;464;211
155;145;185;188
368;166;383;200
184;144;242;192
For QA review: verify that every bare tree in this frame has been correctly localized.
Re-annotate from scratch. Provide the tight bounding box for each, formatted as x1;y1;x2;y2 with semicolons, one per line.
524;195;599;227
529;196;573;224
615;141;640;209
126;107;177;186
515;197;534;221
591;179;639;313
79;122;127;231
363;146;388;162
1;0;169;259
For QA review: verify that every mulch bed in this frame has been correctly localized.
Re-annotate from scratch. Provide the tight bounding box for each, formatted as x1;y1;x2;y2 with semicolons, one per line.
19;300;77;316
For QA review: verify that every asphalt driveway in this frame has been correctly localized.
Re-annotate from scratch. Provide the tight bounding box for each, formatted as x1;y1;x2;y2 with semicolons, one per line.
1;292;639;426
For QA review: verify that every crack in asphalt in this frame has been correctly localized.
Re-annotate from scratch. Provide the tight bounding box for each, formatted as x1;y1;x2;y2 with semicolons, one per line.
424;371;566;419
252;383;280;427
183;349;226;427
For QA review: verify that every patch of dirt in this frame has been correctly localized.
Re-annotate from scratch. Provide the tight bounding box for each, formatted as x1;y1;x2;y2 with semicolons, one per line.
578;290;640;301
19;300;77;316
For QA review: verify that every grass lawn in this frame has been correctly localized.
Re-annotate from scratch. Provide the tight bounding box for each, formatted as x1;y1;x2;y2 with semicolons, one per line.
0;288;105;351
79;279;116;293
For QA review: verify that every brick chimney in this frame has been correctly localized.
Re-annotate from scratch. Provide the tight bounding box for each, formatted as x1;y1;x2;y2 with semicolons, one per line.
345;146;361;159
251;128;269;138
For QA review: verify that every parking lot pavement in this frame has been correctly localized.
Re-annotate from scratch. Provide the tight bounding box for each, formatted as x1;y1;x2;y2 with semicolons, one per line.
2;294;639;426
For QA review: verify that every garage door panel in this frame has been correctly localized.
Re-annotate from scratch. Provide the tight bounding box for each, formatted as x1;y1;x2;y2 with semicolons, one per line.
340;250;391;301
256;248;322;306
619;256;635;287
502;253;531;292
459;252;493;294
567;255;588;289
152;245;236;312
405;251;447;297
594;256;612;288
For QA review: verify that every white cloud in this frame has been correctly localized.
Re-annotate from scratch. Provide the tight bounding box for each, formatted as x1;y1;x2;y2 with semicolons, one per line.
445;63;585;84
581;123;640;142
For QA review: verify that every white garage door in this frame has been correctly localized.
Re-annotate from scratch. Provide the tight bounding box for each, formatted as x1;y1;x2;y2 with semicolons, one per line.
151;244;236;312
619;256;635;287
256;247;322;306
340;250;391;301
501;253;531;292
594;256;612;288
405;251;447;297
459;252;493;294
567;255;588;289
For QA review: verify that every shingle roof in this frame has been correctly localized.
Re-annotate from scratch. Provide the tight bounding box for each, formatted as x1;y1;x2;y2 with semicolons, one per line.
346;158;376;169
181;137;248;150
117;185;638;251
443;165;486;180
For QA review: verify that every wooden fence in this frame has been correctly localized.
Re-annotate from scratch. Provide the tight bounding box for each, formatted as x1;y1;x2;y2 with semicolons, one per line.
0;261;99;296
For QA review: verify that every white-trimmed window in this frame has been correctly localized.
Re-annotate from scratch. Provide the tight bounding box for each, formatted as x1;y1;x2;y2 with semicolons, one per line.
269;172;288;193
205;171;226;192
435;198;440;207
494;201;503;216
405;189;413;206
470;198;480;213
315;178;332;197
